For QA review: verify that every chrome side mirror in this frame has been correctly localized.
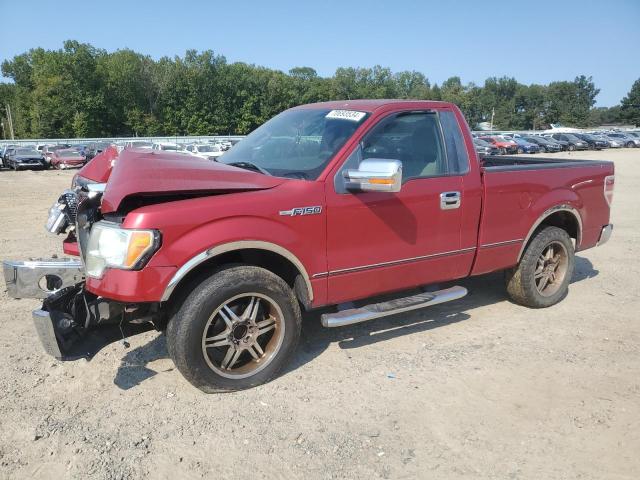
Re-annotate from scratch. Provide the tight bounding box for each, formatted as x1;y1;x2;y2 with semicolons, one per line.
343;159;402;193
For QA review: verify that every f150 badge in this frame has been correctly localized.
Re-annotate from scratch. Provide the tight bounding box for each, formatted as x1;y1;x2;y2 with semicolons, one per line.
279;206;322;216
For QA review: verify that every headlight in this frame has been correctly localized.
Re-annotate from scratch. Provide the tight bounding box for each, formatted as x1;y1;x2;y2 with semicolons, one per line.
45;202;67;233
85;222;160;278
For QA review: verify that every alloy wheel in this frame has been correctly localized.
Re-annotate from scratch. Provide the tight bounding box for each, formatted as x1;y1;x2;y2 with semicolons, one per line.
201;293;285;379
534;241;569;297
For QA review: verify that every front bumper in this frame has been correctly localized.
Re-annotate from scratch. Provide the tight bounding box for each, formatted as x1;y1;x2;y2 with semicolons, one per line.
30;285;154;360
3;258;162;360
3;258;84;299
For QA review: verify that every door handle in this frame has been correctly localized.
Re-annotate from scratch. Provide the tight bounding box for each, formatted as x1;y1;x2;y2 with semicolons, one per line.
440;191;461;210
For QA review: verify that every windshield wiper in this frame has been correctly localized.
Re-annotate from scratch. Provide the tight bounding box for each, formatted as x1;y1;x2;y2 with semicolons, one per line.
226;161;272;176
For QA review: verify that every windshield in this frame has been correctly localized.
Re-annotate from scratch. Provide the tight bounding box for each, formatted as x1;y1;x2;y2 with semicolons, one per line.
220;108;369;179
16;149;40;155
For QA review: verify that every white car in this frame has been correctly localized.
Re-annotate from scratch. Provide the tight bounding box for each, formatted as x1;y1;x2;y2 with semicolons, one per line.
125;140;153;149
185;144;224;160
152;142;188;153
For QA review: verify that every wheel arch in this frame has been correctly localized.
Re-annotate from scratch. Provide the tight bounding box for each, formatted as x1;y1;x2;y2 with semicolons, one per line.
517;205;582;262
161;241;314;308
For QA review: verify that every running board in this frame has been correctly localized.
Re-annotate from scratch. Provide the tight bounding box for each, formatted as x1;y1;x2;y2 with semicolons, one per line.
321;286;468;328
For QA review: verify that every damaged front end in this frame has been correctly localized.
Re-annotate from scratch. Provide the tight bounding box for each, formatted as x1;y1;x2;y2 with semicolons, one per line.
3;176;161;360
33;284;157;360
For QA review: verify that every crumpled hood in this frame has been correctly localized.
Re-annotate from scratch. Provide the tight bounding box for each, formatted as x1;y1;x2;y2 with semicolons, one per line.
100;149;285;213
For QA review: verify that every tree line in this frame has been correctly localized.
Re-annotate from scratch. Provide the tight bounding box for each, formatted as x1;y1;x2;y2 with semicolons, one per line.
0;40;638;139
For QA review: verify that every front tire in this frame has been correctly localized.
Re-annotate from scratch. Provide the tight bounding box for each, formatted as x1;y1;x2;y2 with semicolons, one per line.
505;226;575;308
167;265;302;393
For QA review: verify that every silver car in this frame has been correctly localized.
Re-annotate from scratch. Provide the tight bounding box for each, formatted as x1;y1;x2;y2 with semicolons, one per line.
606;133;639;148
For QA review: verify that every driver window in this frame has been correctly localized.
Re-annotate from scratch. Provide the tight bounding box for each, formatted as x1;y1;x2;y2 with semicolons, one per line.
335;112;448;193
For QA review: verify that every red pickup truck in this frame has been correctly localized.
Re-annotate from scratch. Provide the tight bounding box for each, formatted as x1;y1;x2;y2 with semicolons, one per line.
3;100;615;392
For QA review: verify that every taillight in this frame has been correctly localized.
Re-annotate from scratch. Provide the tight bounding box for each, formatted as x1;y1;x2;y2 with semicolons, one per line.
604;175;615;206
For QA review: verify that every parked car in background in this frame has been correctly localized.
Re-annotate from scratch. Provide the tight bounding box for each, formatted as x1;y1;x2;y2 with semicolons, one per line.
606;132;639;148
473;138;500;158
547;133;589;151
86;142;112;160
152;142;185;152
124;140;153;149
589;133;622;148
50;148;86;169
521;136;562;153
479;135;518;154
42;145;71;166
5;148;47;170
71;144;90;156
1;144;18;166
573;133;608;150
513;137;540;154
185;143;225;160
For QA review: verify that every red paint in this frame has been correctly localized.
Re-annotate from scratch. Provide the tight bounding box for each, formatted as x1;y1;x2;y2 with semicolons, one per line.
62;237;80;256
100;149;285;213
77;146;118;182
50;149;86;169
77;100;613;308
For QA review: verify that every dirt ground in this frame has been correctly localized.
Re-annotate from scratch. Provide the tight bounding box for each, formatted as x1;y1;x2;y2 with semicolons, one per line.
0;148;638;480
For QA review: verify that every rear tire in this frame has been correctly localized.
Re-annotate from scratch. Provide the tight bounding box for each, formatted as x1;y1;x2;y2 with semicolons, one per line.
505;226;574;308
568;144;575;151
167;265;302;393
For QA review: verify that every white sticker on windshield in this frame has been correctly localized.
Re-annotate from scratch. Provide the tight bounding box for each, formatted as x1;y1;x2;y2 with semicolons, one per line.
325;110;367;122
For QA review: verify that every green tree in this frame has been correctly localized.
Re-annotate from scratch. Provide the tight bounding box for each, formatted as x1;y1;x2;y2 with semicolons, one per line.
620;79;640;126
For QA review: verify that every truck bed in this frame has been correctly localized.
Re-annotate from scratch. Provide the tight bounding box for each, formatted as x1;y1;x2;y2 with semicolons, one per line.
472;154;614;276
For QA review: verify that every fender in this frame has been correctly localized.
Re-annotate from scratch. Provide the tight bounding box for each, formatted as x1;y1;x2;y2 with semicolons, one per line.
160;240;314;302
517;203;583;261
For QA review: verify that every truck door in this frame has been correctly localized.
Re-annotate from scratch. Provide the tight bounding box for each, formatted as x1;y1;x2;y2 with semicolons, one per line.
323;109;471;304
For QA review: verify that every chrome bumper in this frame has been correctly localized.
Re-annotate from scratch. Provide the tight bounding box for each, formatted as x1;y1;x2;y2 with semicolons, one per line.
597;224;613;246
3;258;84;299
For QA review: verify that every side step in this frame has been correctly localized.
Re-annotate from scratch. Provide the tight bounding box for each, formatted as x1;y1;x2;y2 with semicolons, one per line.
321;286;468;328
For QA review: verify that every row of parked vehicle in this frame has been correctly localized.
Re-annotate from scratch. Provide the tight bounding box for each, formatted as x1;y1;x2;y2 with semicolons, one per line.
0;141;113;170
0;138;239;171
473;130;640;157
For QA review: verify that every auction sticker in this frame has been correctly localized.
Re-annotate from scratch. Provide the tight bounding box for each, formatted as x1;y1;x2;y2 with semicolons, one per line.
326;110;367;122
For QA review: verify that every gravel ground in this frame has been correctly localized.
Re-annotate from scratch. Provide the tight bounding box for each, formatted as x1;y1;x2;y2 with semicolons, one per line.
0;149;639;480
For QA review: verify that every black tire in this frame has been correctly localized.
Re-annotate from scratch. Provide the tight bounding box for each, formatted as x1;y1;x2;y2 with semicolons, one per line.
517;147;524;154
500;147;506;155
539;146;546;153
167;265;302;393
626;142;634;148
568;144;575;151
505;226;575;308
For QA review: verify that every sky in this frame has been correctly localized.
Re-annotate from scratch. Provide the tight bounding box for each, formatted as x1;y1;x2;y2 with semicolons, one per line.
0;0;638;106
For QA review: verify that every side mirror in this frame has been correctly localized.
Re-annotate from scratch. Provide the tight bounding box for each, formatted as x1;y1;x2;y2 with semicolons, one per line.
344;158;402;193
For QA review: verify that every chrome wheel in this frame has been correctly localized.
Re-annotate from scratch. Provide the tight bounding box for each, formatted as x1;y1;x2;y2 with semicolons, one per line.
534;242;568;297
201;293;285;379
